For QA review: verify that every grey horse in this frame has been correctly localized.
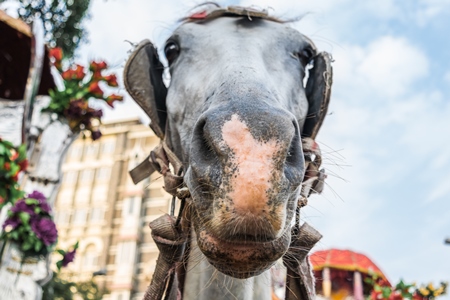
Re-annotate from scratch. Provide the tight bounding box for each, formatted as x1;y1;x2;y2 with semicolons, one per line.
125;5;332;300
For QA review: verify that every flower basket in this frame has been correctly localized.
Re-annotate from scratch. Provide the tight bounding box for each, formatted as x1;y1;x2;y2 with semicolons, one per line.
0;191;57;298
1;191;57;257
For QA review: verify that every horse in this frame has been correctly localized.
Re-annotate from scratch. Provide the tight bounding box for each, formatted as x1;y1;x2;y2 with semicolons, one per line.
124;5;332;300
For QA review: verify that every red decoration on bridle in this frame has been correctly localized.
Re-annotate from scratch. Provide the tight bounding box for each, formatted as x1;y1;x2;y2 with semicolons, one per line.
189;11;208;19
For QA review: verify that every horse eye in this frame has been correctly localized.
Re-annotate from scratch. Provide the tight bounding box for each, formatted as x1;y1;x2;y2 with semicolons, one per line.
164;41;180;65
297;47;315;66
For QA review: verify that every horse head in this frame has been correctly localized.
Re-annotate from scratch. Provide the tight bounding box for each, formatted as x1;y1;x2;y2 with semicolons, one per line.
125;6;332;281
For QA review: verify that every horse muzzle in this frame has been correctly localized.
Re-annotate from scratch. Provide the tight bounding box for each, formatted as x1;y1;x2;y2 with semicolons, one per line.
185;98;305;277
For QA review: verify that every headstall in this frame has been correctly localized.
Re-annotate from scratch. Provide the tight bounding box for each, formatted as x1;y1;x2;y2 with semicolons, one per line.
124;5;333;300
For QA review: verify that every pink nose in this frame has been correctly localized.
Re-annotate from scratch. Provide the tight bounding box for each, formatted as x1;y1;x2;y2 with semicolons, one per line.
220;114;281;216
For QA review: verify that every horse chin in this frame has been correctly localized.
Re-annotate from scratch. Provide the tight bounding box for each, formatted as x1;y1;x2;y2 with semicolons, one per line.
195;225;291;279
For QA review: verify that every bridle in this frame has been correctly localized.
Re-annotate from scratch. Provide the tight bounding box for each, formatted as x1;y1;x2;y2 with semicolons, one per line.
124;6;333;300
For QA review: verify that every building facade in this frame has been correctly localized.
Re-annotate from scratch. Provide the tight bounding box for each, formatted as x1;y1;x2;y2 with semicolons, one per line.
54;118;171;300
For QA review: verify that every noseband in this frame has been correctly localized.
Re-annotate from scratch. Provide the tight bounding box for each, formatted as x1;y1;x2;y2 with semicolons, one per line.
125;6;333;300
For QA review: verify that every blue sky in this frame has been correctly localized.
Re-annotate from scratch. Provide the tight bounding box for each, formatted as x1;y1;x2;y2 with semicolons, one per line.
4;0;449;293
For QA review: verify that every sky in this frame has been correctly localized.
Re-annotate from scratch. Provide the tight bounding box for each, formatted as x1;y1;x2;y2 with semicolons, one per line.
4;0;450;294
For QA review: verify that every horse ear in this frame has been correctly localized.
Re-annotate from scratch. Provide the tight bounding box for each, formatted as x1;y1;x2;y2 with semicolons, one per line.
124;39;167;139
303;52;333;139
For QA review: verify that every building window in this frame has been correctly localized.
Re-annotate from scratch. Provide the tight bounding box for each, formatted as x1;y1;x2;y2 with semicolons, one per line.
69;144;83;159
89;207;105;222
101;139;115;154
84;143;98;157
55;211;70;224
116;242;135;265
73;209;87;225
122;197;139;217
63;171;78;184
95;167;111;181
83;244;98;270
80;169;94;182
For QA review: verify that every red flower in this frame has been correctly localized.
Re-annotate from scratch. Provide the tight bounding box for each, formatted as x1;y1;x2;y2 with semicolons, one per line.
49;48;63;62
62;65;85;81
105;94;123;107
104;74;118;87
370;290;382;299
92;70;103;81
4;162;10;171
49;48;63;70
74;64;85;80
62;69;75;81
18;159;28;171
88;82;104;98
388;292;403;300
89;60;108;72
12;172;19;182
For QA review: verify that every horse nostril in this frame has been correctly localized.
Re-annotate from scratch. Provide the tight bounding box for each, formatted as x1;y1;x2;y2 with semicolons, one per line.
191;118;218;167
285;121;303;167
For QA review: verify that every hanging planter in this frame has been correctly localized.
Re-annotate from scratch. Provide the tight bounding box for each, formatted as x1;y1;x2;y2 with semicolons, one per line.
0;191;57;298
44;47;123;140
0;191;57;257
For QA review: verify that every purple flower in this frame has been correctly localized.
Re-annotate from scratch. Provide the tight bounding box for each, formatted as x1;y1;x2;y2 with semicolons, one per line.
61;249;77;267
66;99;84;118
28;191;51;213
2;216;21;230
91;108;103;119
27;191;46;202
91;130;102;140
30;217;58;246
38;200;51;214
11;200;35;215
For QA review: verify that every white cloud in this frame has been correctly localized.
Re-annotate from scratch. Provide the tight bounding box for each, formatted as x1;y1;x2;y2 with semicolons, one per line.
358;36;429;98
416;0;450;26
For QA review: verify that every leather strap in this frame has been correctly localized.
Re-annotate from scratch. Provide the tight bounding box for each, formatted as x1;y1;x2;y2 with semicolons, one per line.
299;138;327;207
130;141;188;199
284;223;322;300
143;214;188;300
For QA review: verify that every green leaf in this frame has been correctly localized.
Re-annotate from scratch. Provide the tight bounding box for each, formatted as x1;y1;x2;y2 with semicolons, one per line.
17;144;27;158
25;198;38;205
10;188;25;202
56;260;63;271
19;212;31;224
22;241;32;251
57;249;66;255
34;240;43;252
2;140;14;148
0;143;6;155
10;231;19;240
8;164;19;176
381;287;392;299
